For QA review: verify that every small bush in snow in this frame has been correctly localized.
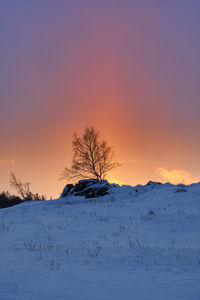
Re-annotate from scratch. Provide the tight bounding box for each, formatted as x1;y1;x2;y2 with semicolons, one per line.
174;187;188;193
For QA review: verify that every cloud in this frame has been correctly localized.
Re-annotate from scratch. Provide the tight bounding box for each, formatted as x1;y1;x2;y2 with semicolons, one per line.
0;158;16;166
10;159;16;165
155;167;199;185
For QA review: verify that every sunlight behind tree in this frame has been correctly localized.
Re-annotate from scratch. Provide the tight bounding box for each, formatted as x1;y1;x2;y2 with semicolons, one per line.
61;127;120;182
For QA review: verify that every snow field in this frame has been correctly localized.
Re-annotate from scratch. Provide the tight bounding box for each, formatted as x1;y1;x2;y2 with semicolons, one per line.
0;183;200;299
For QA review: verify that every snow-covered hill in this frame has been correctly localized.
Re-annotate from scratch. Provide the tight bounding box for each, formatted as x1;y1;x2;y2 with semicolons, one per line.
0;181;200;300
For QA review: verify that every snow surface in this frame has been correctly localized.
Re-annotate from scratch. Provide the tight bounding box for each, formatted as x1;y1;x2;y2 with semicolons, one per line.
0;182;200;299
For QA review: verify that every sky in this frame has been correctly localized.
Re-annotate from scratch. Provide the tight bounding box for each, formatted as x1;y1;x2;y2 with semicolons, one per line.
0;0;200;197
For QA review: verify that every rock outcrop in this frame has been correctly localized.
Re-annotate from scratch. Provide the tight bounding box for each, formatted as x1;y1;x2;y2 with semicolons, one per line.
60;179;113;198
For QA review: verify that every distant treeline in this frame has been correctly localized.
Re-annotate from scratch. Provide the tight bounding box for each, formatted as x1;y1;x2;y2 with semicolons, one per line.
1;171;47;209
0;191;46;209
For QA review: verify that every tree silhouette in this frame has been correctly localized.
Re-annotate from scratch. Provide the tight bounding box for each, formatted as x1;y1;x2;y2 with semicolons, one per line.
10;173;46;201
10;172;31;200
61;127;120;182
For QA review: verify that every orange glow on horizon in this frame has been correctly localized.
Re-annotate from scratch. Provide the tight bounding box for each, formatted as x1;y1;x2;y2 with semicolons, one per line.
1;2;200;197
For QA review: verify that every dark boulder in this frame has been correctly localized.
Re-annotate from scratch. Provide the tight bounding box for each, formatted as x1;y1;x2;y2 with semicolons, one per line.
60;179;111;199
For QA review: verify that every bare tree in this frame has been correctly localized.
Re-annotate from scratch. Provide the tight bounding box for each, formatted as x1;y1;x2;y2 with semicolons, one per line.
10;173;46;201
10;173;32;200
61;127;120;182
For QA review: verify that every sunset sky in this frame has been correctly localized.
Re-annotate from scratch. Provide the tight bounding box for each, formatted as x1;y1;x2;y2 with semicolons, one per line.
1;1;200;197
